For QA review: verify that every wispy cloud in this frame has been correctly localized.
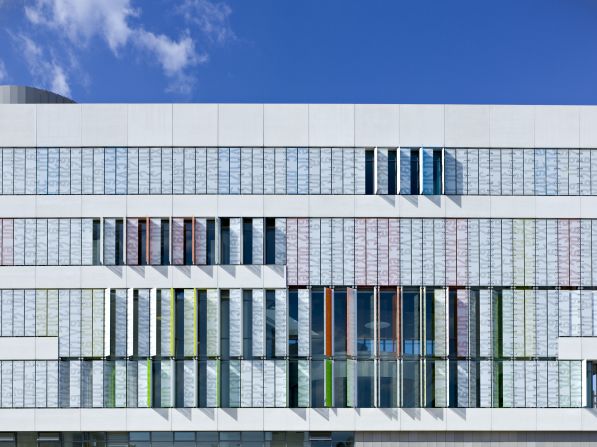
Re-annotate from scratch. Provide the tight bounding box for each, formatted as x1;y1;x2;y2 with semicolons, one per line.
16;0;234;95
0;59;7;83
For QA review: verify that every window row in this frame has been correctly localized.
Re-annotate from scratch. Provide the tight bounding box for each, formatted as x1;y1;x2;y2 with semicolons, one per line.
3;287;597;361
2;147;597;197
0;359;582;409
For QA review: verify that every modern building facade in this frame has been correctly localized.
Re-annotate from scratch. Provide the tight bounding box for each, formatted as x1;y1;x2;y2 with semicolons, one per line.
1;86;597;445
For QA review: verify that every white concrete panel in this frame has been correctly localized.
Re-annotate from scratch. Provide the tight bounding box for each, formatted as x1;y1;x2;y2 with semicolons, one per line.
264;104;308;146
0;337;57;360
81;104;127;146
0;105;36;146
219;104;263;146
173;104;218;146
445;105;490;147
308;104;355;146
37;104;82;146
579;106;597;148
490;105;534;148
128;104;173;146
535;106;580;148
399;104;444;147
354;104;399;146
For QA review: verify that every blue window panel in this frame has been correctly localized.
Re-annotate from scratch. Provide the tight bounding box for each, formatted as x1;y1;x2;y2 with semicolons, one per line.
196;148;207;194
37;148;49;195
523;149;534;195
126;148;138;195
331;148;343;195
399;148;411;195
489;149;501;195
26;149;37;195
159;148;172;194
149;148;161;194
218;148;230;194
534;149;546;195
557;149;568;195
545;149;558;195
298;148;310;194
206;148;219;194
444;149;456;195
115;148;127;195
320;148;332;195
13;149;25;195
263;148;275;194
92;148;104;194
512;149;524;195
229;147;241;194
172;148;184;194
184;148;196;194
569;149;580;195
466;149;478;195
580;150;591;195
309;148;320;194
455;149;465;195
500;149;513;195
286;148;298;195
103;148;115;195
47;148;59;195
421;147;434;195
478;149;490;195
138;148;150;194
241;148;253;194
251;148;263;194
274;148;286;194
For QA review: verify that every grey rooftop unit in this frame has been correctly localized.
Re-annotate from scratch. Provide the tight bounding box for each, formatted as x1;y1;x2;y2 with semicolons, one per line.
0;85;75;104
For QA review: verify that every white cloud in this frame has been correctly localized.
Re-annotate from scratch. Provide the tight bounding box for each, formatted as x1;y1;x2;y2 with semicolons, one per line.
0;59;7;83
178;0;235;44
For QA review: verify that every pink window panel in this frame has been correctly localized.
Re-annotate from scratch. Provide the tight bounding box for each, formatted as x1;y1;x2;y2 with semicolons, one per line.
377;219;389;286
366;218;378;286
194;218;206;265
456;219;468;286
354;219;367;286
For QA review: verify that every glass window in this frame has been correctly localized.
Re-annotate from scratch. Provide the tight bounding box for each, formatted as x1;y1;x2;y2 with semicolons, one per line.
333;288;347;357
184;219;193;265
357;360;374;407
311;289;325;358
161;219;170;265
242;218;252;265
175;289;185;358
333;360;347;407
402;360;420;407
311;360;325;408
378;289;397;357
220;290;230;359
115;219;124;265
388;149;397;195
403;287;420;356
433;149;442;194
265;218;276;265
220;218;230;265
138;219;147;266
288;289;298;357
357;289;374;358
92;219;100;265
242;290;253;358
365;149;374;194
378;360;398;408
425;288;435;356
266;290;276;358
410;149;420;195
206;219;216;265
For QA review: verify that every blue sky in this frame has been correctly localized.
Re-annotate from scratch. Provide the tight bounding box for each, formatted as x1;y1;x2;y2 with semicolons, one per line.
0;0;596;104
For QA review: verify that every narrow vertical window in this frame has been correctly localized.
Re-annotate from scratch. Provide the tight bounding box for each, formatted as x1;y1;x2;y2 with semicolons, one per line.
288;289;298;357
265;218;276;265
161;219;170;265
266;290;276;358
365;149;375;194
425;288;435;355
242;218;253;265
175;289;185;358
92;218;101;265
206;220;216;265
388;149;397;195
115;219;123;265
402;287;420;356
242;290;253;358
357;289;374;357
220;290;230;359
220;218;230;265
333;288;347;356
138;220;147;266
311;289;325;358
379;289;397;356
410;149;420;195
183;219;193;265
433;150;443;194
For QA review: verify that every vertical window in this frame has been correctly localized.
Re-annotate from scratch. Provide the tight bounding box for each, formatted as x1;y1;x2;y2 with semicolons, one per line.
402;360;420;407
175;289;185;358
266;290;276;358
183;219;193;265
378;360;398;408
220;290;230;359
333;288;347;356
242;290;252;358
92;219;100;265
403;287;420;356
115;219;123;265
433;150;442;194
449;289;457;356
357;289;374;358
288;289;298;357
311;289;325;358
138;220;147;266
388;149;397;195
425;288;435;355
365;149;374;194
161;219;170;265
379;289;397;356
265;218;276;265
220;218;230;265
410;149;420;195
242;218;253;265
206;220;216;265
